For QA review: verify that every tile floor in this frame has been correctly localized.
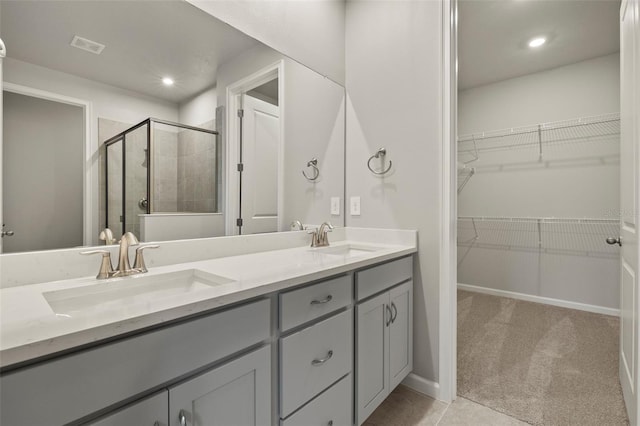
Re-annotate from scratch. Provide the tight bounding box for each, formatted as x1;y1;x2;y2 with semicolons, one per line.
363;385;528;426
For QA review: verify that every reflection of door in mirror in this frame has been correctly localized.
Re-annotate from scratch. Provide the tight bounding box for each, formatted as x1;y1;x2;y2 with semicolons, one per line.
2;90;83;253
240;86;280;235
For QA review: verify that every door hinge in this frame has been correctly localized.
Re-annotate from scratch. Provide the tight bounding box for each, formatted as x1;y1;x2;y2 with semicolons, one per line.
237;109;244;118
236;218;243;227
237;163;244;172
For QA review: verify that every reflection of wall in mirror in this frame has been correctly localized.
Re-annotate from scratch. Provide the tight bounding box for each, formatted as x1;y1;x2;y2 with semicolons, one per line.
216;43;345;230
3;57;179;244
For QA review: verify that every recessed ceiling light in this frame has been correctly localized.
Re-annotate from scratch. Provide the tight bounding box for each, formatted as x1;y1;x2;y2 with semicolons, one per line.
162;77;174;86
528;37;546;48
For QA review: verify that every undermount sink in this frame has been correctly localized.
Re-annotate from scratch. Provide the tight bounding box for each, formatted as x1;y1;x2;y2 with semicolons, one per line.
310;243;382;257
43;269;234;316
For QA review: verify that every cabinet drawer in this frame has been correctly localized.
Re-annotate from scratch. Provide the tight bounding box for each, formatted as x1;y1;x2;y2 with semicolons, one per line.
0;299;270;426
280;309;353;417
280;274;352;331
281;374;352;426
356;256;412;301
88;392;168;426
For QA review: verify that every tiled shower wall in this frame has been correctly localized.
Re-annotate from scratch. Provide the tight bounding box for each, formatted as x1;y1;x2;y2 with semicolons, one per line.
177;120;217;212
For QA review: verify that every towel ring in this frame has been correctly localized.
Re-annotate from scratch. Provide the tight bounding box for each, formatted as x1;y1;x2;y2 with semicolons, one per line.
367;148;392;175
302;158;320;181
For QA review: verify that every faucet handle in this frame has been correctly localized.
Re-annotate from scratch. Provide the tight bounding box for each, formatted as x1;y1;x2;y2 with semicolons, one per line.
80;249;114;279
133;244;160;273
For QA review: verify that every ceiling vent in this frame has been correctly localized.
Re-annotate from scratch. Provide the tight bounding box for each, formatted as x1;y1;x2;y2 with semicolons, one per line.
70;35;106;55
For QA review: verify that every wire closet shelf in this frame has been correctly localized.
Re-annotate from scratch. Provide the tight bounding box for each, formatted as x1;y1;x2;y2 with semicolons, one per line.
458;216;620;258
457;112;620;164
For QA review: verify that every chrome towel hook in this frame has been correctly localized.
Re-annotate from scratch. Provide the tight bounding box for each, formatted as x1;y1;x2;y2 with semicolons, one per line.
302;158;320;181
367;147;392;175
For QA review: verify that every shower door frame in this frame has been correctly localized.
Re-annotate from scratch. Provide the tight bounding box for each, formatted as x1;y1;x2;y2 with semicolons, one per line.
104;118;219;236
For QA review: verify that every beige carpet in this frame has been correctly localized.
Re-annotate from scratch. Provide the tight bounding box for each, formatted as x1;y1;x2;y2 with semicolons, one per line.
457;290;628;425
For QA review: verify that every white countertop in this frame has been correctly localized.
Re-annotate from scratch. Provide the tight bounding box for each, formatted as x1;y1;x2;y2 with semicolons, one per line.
0;234;416;369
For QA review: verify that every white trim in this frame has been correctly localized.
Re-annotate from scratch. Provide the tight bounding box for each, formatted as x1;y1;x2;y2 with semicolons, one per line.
402;373;441;400
439;0;457;404
458;283;620;316
225;60;284;235
2;82;94;247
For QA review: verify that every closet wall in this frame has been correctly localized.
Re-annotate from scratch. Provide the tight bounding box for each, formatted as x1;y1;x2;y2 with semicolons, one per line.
458;53;621;312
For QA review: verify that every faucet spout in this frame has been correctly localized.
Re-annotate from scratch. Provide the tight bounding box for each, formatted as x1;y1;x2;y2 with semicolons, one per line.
115;232;139;275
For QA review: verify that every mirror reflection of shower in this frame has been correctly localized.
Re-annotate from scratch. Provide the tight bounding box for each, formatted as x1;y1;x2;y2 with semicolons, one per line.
103;118;219;237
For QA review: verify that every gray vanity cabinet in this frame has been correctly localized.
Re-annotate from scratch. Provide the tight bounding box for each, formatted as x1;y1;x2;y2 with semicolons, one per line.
89;392;168;426
355;258;413;426
169;346;271;426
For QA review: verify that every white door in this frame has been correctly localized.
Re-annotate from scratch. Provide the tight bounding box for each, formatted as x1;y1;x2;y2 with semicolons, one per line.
169;346;271;426
620;0;640;423
240;94;279;234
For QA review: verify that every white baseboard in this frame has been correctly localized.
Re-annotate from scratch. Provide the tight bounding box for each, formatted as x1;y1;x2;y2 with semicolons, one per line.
457;283;620;316
401;373;441;400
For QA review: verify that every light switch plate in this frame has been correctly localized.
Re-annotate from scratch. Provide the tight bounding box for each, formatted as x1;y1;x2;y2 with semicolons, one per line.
350;196;361;216
331;197;340;215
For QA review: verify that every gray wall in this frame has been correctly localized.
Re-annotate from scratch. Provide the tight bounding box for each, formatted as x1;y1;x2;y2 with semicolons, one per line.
457;54;621;310
186;0;345;85
345;0;444;386
3;91;83;252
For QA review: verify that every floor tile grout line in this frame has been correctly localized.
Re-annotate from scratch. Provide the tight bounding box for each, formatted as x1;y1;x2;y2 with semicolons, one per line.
435;400;452;425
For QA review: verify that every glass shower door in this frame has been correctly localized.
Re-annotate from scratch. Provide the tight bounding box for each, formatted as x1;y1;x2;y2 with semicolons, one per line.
106;138;124;236
124;123;149;236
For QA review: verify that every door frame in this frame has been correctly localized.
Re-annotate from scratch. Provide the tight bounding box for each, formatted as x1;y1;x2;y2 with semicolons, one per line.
439;0;458;403
225;60;284;235
2;82;94;247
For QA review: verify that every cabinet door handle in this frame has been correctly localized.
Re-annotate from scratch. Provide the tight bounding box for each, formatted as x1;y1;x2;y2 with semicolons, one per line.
311;350;334;366
310;295;333;305
386;304;393;327
178;409;187;426
391;302;398;323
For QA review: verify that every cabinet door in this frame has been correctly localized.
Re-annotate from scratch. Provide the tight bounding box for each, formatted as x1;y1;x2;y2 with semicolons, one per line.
89;392;168;426
389;280;413;390
169;346;271;426
356;292;390;426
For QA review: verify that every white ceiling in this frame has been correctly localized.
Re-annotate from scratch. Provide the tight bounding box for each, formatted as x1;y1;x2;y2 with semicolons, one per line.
0;0;260;103
458;0;621;90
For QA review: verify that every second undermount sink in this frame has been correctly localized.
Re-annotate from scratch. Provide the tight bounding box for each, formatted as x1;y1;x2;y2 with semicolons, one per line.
43;269;234;316
311;243;382;257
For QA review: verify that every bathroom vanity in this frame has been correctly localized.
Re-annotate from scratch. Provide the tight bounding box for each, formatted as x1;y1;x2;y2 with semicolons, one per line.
0;228;416;426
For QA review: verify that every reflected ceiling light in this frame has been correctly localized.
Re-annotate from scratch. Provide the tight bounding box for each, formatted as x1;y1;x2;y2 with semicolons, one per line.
528;37;546;48
162;77;174;86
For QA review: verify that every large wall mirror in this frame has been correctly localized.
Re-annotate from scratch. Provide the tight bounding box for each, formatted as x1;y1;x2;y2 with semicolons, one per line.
0;0;345;253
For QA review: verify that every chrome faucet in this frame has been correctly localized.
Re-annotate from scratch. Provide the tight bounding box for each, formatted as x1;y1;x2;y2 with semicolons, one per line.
99;228;116;245
81;231;159;279
309;222;334;247
291;220;305;231
115;232;139;275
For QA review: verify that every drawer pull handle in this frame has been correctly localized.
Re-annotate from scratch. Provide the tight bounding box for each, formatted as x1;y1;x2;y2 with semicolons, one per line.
391;302;398;323
310;295;333;305
311;350;334;366
178;409;187;426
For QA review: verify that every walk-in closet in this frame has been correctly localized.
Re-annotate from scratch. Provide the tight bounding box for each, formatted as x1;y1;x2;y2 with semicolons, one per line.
456;0;628;424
